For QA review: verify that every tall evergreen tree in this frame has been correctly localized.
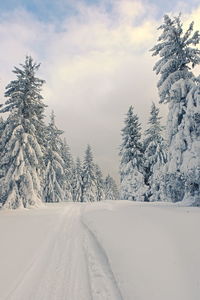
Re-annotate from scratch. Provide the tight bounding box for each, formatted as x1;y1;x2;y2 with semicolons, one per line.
151;14;200;203
180;80;200;205
60;138;73;201
0;117;4;137
119;106;147;201
0;117;4;204
104;174;119;200
72;157;83;202
43;111;65;203
143;103;167;200
95;164;105;201
0;56;45;208
82;145;97;202
151;14;200;104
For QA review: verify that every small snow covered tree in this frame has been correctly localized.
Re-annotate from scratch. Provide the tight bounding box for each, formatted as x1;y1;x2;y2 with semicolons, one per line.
95;164;105;201
60;138;73;201
72;157;83;202
104;174;119;200
82;145;97;202
0;56;45;208
151;14;200;203
43;111;65;203
119;106;147;201
143;102;167;200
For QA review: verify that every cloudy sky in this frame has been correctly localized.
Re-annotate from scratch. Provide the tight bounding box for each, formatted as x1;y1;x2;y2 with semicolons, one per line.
0;0;200;182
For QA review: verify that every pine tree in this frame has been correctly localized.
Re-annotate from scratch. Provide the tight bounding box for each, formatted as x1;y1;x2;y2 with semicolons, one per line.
0;117;4;137
0;117;4;205
119;106;147;201
151;14;200;104
143;102;167;200
60;138;73;201
95;164;105;201
104;174;119;200
72;157;83;202
151;14;200;203
0;56;45;208
0;117;6;205
43;111;65;203
181;79;200;205
82;145;97;202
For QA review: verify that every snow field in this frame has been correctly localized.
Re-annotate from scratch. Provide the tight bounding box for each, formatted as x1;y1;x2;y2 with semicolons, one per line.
0;201;200;300
82;201;200;300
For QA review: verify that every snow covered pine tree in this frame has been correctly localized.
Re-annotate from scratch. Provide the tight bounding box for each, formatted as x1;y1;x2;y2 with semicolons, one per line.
82;145;97;202
104;174;119;200
43;111;66;203
0;56;45;209
119;106;147;201
151;14;200;204
143;103;167;201
72;157;83;202
180;79;200;205
60;138;73;201
95;164;105;201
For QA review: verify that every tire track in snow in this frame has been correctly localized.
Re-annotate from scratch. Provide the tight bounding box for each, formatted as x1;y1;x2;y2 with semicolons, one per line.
7;204;91;300
6;203;122;300
5;204;71;300
82;220;123;300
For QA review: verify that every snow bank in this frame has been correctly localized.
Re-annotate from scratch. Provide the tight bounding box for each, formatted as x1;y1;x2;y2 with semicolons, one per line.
82;200;200;300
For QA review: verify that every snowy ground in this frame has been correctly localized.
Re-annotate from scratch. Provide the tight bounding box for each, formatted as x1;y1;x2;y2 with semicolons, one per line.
0;201;200;300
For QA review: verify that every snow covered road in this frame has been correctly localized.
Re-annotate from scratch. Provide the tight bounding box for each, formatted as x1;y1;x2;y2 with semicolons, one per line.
0;201;200;300
1;203;122;300
6;205;91;300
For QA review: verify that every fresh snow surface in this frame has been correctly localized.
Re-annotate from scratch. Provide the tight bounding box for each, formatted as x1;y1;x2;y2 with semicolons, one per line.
0;201;200;300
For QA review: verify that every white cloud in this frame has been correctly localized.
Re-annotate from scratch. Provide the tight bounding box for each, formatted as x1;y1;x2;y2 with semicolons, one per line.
0;1;199;181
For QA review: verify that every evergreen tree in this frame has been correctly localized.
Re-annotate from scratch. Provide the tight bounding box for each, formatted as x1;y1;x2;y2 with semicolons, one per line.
151;14;200;104
0;117;4;137
0;117;4;204
82;145;97;202
143;102;167;200
0;56;45;208
180;79;200;205
95;164;105;201
60;138;73;201
104;174;119;200
43;111;65;203
119;106;147;201
151;14;200;203
72;157;83;202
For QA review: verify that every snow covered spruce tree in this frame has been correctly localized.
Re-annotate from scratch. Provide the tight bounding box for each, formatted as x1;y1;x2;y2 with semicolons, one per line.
151;14;200;203
180;79;200;205
95;164;105;201
0;56;45;209
0;117;5;205
0;117;4;138
143;102;167;201
43;111;66;202
82;145;97;202
104;174;119;200
72;157;83;202
60;138;73;201
119;106;147;201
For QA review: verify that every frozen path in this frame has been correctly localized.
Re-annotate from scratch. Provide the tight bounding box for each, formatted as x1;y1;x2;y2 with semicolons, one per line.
3;203;121;300
1;201;200;300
